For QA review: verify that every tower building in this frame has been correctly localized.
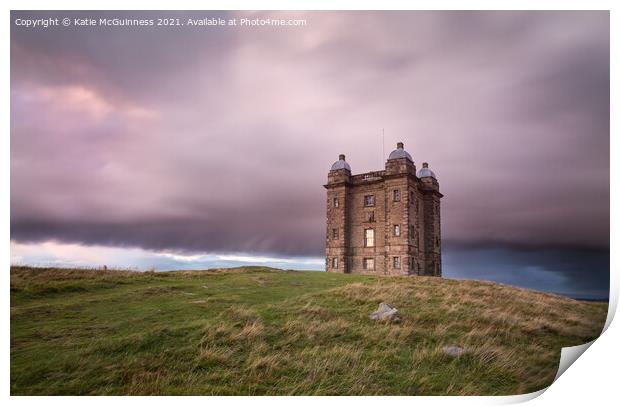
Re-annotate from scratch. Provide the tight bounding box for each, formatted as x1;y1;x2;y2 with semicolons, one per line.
324;142;442;276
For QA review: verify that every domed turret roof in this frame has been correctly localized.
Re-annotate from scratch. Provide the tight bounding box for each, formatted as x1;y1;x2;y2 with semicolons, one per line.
331;154;351;171
388;142;413;161
417;162;437;179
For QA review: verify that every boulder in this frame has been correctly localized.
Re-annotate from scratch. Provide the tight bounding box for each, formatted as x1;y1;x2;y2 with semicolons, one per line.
369;302;401;322
442;345;465;357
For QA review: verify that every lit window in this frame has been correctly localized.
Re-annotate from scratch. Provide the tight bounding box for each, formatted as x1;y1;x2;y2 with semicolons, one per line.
364;229;375;247
393;189;400;202
393;256;401;269
393;224;400;237
332;228;339;240
332;257;338;268
333;197;339;207
363;258;375;270
364;195;375;207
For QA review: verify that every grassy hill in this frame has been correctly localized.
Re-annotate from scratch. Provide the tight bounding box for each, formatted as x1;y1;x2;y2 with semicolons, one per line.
10;266;607;395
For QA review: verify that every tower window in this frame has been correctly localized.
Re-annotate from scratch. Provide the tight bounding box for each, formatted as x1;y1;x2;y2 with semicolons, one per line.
367;211;375;222
393;256;401;269
363;258;375;270
332;228;339;240
393;189;401;202
393;224;400;237
364;229;375;247
364;195;375;207
332;257;338;268
333;197;339;208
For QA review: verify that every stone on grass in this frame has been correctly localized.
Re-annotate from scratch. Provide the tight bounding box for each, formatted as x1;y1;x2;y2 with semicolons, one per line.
369;302;401;322
442;345;465;357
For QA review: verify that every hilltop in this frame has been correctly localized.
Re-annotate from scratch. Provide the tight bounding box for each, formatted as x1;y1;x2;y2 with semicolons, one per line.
10;266;607;395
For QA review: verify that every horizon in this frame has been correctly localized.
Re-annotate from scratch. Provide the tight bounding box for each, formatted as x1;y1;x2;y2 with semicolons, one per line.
8;259;609;301
10;239;609;300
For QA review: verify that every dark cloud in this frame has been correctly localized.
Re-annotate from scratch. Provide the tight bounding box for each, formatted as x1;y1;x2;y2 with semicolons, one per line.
11;11;609;263
444;242;609;300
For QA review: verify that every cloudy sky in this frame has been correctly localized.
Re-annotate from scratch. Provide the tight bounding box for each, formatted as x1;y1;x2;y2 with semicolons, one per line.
10;11;609;298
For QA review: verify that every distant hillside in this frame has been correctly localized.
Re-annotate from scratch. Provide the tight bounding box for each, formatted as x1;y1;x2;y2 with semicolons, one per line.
10;266;607;395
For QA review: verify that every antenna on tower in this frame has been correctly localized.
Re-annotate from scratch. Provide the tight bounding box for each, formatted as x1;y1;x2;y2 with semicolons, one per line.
382;128;385;164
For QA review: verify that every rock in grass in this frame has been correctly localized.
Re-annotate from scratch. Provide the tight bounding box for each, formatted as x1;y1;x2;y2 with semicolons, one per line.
442;345;465;357
369;302;401;322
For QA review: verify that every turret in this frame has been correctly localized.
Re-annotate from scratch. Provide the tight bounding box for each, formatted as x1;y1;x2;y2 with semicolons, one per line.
385;142;416;175
327;154;351;185
417;162;440;192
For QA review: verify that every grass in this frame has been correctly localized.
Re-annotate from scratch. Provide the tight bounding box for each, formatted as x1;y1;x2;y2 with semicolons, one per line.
10;265;607;395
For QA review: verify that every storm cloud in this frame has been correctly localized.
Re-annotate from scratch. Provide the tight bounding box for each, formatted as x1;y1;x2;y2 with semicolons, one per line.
11;12;609;271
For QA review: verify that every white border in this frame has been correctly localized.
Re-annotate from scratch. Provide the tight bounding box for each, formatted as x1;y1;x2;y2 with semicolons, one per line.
4;1;617;404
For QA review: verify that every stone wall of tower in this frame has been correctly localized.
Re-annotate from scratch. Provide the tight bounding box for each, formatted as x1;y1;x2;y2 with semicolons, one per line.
420;177;442;276
433;195;442;276
409;182;424;275
325;169;349;273
384;175;412;275
346;179;387;275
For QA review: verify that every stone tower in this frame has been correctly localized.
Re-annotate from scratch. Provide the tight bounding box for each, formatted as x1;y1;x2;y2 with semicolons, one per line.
324;142;443;276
